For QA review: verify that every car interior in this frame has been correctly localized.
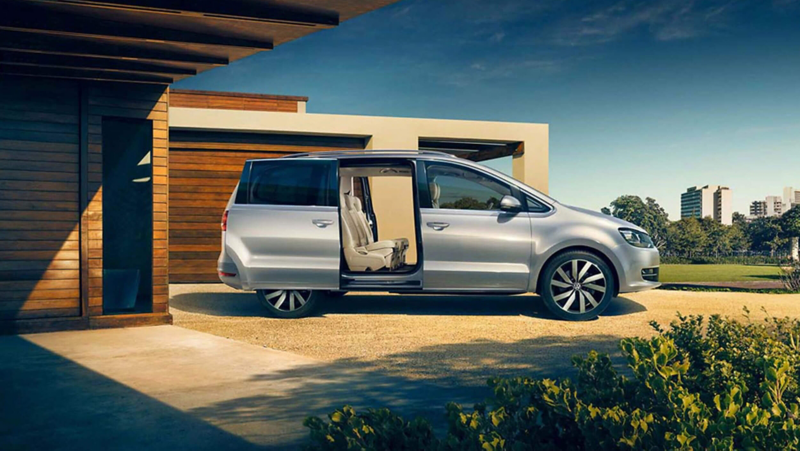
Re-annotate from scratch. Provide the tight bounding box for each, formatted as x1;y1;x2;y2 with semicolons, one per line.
339;163;416;274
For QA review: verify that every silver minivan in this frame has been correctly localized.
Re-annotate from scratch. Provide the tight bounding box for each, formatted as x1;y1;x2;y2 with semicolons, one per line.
218;150;660;321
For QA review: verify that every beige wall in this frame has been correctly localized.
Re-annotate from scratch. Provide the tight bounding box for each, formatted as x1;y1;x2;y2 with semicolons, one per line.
170;108;548;266
170;108;548;191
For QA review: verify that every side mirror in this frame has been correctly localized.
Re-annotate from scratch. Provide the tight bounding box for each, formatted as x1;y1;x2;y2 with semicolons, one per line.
499;195;522;212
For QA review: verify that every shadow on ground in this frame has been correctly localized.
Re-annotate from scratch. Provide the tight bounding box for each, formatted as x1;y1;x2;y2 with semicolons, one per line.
170;289;647;319
1;328;630;450
0;336;261;451
186;332;628;442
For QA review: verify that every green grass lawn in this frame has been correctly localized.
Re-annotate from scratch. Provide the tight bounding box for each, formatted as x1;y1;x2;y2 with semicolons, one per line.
660;264;782;283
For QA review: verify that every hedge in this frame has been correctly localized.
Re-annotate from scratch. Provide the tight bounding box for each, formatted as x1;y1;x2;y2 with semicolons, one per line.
304;311;800;450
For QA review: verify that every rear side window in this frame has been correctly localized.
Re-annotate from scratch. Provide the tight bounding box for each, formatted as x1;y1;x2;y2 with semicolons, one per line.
243;160;337;207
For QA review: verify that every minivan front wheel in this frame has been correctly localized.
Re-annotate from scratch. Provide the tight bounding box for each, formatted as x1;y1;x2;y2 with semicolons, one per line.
256;289;317;318
539;251;615;321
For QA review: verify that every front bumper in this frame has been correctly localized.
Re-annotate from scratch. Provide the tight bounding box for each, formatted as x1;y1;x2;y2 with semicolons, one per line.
616;246;661;293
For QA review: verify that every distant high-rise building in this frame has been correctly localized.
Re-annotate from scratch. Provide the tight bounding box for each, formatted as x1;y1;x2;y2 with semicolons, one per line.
681;185;732;224
750;200;767;217
784;187;800;211
766;195;783;217
714;187;733;225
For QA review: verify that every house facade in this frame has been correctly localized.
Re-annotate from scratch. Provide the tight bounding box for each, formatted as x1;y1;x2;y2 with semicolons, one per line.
0;0;549;333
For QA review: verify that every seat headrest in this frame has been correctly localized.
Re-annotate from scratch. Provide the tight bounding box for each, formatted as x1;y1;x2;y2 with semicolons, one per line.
429;181;440;202
343;194;354;210
351;196;364;212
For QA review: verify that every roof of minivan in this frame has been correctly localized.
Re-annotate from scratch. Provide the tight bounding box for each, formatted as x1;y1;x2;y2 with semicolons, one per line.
280;150;458;160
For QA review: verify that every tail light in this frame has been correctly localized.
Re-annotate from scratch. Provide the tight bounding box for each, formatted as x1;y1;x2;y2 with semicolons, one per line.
221;210;228;232
219;271;236;277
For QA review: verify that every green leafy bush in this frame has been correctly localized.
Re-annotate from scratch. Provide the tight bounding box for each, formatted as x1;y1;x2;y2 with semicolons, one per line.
304;312;800;450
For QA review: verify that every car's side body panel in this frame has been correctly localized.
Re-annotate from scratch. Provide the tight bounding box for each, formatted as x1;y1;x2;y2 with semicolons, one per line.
420;208;532;291
225;204;341;290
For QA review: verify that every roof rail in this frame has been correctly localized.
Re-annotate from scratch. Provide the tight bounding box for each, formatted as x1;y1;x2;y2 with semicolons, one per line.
280;150;457;159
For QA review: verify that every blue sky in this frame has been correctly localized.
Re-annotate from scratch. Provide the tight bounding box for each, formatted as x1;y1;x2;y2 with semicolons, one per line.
175;0;800;219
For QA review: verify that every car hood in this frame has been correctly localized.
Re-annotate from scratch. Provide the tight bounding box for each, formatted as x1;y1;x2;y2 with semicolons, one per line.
561;204;647;233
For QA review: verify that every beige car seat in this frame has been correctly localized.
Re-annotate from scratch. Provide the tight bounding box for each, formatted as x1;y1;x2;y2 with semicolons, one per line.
340;190;394;271
346;195;408;267
430;181;441;209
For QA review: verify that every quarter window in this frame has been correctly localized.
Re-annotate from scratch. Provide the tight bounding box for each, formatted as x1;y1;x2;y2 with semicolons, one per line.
247;160;336;207
425;163;511;211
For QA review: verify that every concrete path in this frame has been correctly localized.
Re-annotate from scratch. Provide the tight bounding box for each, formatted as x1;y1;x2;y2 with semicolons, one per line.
0;326;483;450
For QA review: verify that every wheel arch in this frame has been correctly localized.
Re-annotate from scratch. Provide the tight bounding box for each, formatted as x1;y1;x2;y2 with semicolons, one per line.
534;246;621;297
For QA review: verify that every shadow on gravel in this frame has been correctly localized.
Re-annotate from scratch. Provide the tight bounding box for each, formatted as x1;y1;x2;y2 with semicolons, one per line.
171;289;647;319
186;333;629;446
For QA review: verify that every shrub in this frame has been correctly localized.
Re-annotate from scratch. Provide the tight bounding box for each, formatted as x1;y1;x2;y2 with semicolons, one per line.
781;260;800;292
304;312;800;450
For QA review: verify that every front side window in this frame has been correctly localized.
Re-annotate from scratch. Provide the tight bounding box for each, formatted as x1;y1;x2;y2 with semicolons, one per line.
425;163;511;211
247;160;336;207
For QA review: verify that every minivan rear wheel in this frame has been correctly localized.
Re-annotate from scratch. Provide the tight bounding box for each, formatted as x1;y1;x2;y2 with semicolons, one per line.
256;289;318;318
539;251;615;321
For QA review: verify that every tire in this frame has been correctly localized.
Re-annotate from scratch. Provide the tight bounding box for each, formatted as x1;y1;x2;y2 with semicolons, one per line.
256;289;318;318
326;290;348;298
539;251;616;321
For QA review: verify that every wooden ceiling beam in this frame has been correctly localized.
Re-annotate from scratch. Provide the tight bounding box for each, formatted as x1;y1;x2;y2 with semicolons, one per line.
0;30;229;65
0;3;274;50
0;64;175;84
0;50;197;76
32;0;339;27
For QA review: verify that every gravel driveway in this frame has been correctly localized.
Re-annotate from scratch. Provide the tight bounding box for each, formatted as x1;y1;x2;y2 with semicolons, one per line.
170;284;800;387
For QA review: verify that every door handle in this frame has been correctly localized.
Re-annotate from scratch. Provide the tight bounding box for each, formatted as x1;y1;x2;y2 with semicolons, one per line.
426;222;450;231
312;219;334;228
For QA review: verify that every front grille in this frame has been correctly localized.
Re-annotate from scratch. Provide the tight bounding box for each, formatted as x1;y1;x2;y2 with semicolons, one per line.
642;267;659;282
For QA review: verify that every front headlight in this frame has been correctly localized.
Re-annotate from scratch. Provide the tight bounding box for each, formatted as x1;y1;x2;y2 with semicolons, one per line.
619;228;654;248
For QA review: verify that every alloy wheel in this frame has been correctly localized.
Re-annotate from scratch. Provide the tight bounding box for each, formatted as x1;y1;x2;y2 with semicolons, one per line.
549;259;607;314
260;289;311;312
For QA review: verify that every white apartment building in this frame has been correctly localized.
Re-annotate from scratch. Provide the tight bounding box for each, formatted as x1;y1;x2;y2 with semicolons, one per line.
680;185;732;225
784;187;800;211
766;195;784;217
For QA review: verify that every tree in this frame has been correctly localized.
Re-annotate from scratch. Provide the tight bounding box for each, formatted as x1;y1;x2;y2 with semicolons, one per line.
665;218;707;257
732;211;747;227
699;216;731;255
749;217;786;256
727;224;750;253
781;205;800;260
602;195;669;249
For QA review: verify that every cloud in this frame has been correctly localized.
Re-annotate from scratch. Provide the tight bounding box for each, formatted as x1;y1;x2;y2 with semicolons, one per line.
444;58;565;87
489;31;506;43
551;0;740;46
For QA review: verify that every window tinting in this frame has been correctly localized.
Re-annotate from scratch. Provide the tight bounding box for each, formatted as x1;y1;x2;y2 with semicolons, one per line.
248;160;335;206
426;163;511;211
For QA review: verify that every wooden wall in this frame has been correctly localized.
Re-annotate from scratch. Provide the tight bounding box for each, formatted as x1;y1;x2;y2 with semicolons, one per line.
0;75;171;333
169;130;365;282
170;89;307;113
0;78;81;321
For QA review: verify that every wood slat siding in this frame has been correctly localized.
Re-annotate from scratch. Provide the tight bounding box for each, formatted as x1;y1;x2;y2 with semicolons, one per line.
0;77;81;320
0;75;172;332
86;83;170;316
170;89;307;113
169;131;365;282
